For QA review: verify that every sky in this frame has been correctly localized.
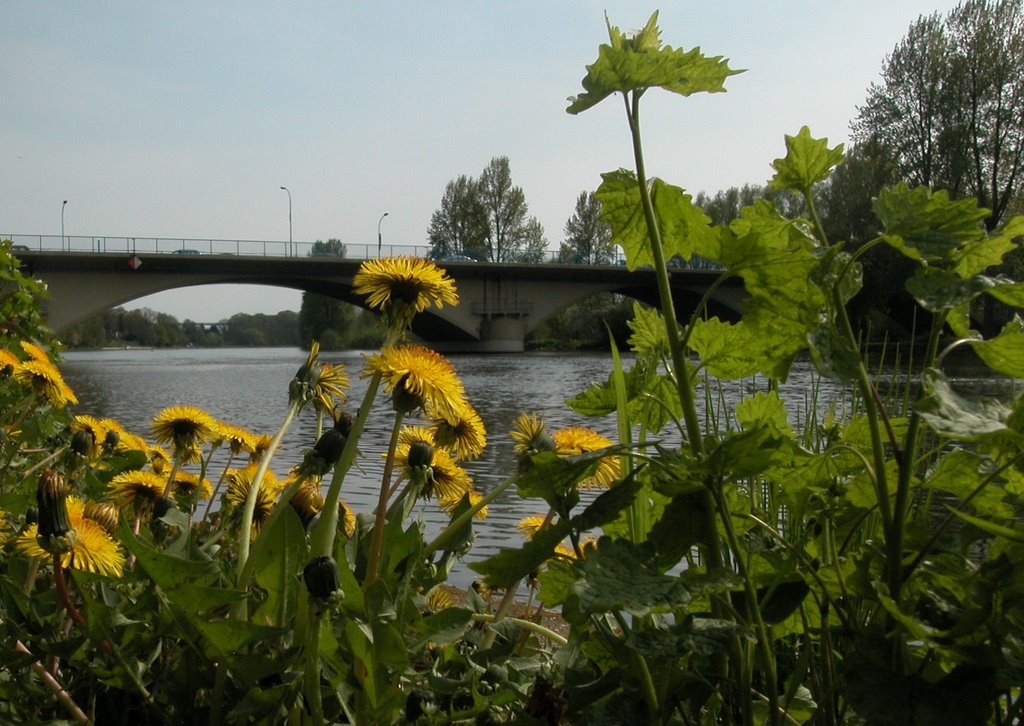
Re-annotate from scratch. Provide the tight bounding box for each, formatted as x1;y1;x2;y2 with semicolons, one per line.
2;1;965;322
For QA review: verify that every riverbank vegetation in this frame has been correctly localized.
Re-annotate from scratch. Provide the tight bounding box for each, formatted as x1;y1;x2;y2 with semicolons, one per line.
3;5;1024;724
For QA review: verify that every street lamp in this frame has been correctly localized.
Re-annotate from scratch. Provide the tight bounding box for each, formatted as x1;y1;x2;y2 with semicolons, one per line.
61;200;67;251
280;186;292;257
377;211;389;257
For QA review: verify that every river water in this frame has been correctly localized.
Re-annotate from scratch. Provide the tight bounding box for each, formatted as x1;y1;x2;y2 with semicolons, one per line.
58;346;1001;588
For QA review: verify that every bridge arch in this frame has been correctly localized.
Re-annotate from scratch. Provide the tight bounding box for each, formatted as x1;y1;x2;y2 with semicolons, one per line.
21;252;745;352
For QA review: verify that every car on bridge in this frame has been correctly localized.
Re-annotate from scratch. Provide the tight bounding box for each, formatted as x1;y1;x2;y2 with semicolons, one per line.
173;248;201;255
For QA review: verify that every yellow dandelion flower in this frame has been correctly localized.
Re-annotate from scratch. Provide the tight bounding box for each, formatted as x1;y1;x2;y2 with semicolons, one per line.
553;426;620;489
148;446;172;474
363;344;467;421
16;497;125;577
217;422;258;456
339;499;357;538
71;415;107;456
150;405;218;454
169;471;214;500
109;470;167;512
250;434;275;463
19;340;51;363
431;403;486;460
426;448;471;503
516;514;582;559
425;585;456;612
439;487;488;520
510;412;556;455
352;256;458;330
116;431;150;455
0;349;21;371
314;362;349;416
14;359;78;406
224;464;281;533
397;425;436;449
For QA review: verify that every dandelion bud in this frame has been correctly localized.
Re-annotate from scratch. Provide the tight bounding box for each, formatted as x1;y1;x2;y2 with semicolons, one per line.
303;555;341;602
408;441;434;470
36;469;73;554
84;501;119;534
333;410;354;438
313;428;345;468
102;430;120;454
290;483;324;529
70;429;94;458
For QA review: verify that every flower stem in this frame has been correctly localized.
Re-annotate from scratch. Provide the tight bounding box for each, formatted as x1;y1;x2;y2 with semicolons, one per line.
235;402;299;595
365;411;406;588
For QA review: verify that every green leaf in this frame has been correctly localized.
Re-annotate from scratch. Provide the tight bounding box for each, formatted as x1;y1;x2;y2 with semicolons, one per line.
595;170;712;271
166;583;248;614
945;506;1024;543
572;537;691;616
691;201;825;380
905;267;1002;312
875;183;989;263
735;390;792;436
571;474;643;532
769;126;844;194
250;506;306;628
951;215;1024;278
410;608;474;649
118;520;219;589
705;427;794;479
567;11;741;114
627;301;669;358
626;616;742;658
808;321;862;382
516;451;600;504
916;368;1011;440
970;317;1024;379
192;620;286;660
469;521;571;589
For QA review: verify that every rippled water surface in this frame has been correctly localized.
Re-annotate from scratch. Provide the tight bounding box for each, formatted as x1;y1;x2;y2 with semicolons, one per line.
62;346;1006;587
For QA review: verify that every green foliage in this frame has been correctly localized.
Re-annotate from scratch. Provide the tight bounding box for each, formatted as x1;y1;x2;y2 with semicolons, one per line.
4;12;1024;726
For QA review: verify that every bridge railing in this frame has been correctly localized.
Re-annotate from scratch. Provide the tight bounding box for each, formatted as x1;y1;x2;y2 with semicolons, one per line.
2;234;429;259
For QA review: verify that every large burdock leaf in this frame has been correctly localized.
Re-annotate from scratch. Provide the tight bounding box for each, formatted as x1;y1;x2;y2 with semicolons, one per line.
875;184;989;263
572;537;691;616
690;202;825;380
566;11;741;115
769;126;845;194
970;317;1024;379
951;215;1024;278
596;170;711;271
916;368;1011;440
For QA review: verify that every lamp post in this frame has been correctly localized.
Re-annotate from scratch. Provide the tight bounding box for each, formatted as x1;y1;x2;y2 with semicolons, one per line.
377;211;389;257
61;200;67;251
280;186;292;257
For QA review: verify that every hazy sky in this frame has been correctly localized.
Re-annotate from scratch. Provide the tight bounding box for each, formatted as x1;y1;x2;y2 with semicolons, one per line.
3;2;962;322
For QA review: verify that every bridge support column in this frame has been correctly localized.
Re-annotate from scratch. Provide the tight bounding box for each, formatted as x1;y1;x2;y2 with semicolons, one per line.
480;316;526;353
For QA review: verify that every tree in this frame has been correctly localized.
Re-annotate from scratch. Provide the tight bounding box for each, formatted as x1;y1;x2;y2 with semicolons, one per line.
854;0;1024;231
427;175;488;260
559;191;613;264
298;292;355;348
479;156;526;262
309;238;346;257
428;157;549;262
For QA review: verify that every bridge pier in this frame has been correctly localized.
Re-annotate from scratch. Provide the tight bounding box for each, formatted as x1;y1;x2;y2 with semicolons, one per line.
433;315;527;354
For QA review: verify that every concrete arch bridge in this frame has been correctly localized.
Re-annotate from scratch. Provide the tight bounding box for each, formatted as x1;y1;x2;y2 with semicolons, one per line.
17;251;746;353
